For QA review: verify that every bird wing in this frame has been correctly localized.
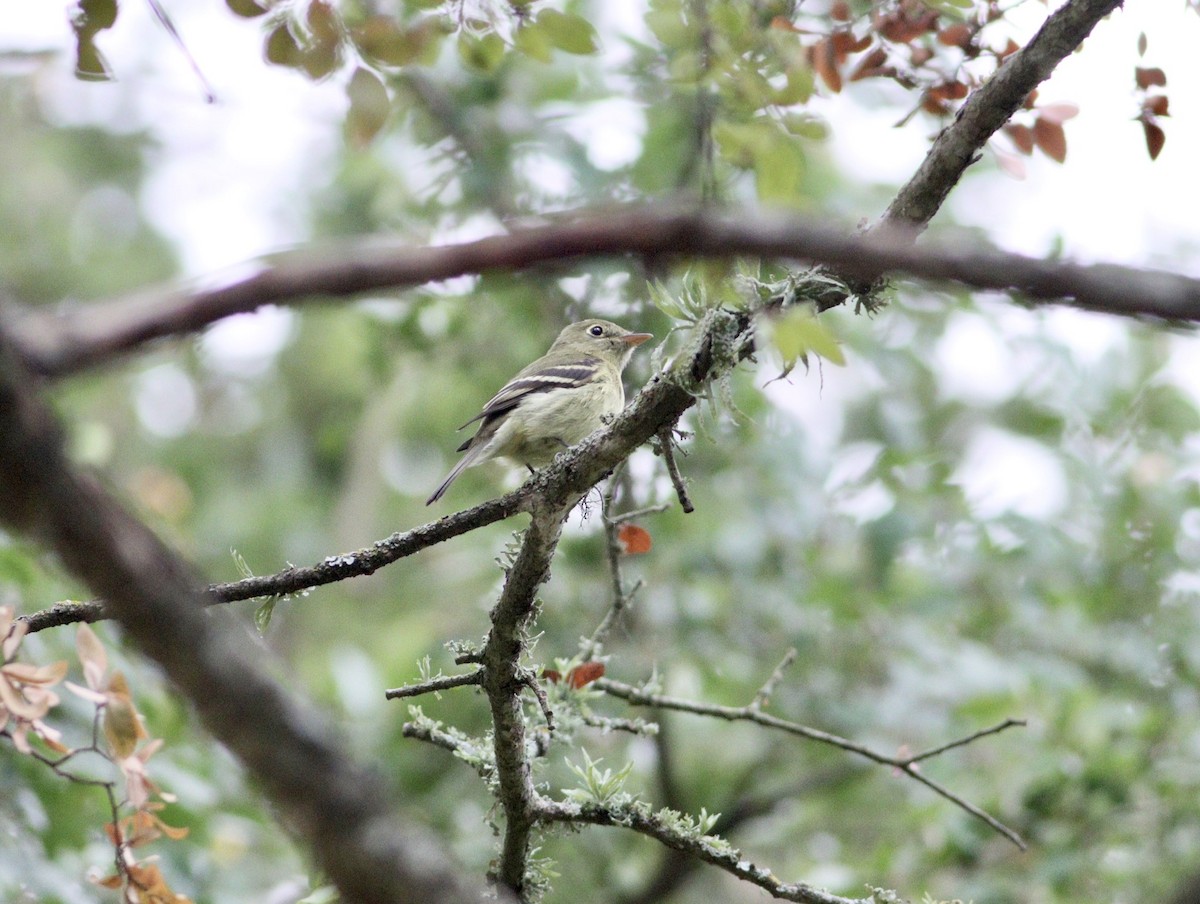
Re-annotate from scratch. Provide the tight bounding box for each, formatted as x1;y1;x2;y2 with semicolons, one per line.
457;358;603;430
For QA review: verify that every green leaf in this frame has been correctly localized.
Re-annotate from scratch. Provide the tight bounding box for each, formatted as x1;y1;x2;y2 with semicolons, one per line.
535;9;599;55
265;22;302;67
645;6;689;48
74;36;114;81
515;21;554;63
456;31;506;72
225;0;269;18
753;130;805;201
77;0;118;32
771;308;845;369
781;112;829;140
773;61;814;105
346;67;391;147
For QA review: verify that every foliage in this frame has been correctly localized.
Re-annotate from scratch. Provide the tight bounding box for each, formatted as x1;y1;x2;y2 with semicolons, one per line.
3;0;1199;903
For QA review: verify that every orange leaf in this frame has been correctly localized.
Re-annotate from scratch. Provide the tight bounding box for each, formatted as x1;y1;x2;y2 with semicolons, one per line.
617;524;652;555
1032;117;1066;163
769;16;801;33
1135;66;1166;89
1143;120;1165;160
567;662;605;689
542;669;562;684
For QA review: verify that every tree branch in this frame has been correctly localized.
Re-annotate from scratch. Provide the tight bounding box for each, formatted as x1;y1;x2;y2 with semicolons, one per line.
537;798;867;904
12;198;1200;379
0;326;492;904
877;0;1125;236
595;676;1027;849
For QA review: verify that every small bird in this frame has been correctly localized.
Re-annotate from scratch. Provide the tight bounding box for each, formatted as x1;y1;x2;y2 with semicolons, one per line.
426;319;653;505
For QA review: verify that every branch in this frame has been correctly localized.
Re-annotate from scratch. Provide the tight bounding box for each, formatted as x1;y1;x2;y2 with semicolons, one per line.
877;0;1125;236
0;327;492;904
12;199;1200;378
537;798;868;904
385;669;483;700
595;676;1027;849
481;507;567;896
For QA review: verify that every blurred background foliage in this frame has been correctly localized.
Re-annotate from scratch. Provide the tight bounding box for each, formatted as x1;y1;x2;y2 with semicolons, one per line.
2;1;1200;902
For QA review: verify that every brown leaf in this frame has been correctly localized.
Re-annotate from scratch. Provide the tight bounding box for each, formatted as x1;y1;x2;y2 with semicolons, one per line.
617;524;653;555
1004;123;1035;155
1032;117;1067;163
1144;94;1169;117
996;38;1020;61
567;662;605;689
542;669;562;683
937;24;972;48
849;45;888;81
1143;119;1165;160
1022;89;1039;110
809;38;842;93
831;1;851;21
1135;66;1167;89
1137;31;1147;57
76;623;108;691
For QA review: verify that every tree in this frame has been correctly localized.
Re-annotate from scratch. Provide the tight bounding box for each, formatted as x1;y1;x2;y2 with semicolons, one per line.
2;0;1199;902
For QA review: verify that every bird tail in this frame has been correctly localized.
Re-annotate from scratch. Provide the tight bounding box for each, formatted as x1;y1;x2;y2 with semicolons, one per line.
425;439;487;505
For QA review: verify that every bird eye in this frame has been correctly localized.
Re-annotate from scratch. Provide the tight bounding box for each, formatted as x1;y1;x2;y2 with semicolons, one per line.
588;325;604;337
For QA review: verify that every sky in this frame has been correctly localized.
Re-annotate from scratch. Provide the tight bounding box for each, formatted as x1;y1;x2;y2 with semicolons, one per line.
5;0;1200;520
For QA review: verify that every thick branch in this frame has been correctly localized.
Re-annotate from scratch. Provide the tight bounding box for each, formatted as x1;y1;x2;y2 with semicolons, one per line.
12;200;1200;378
0;328;489;904
482;507;566;897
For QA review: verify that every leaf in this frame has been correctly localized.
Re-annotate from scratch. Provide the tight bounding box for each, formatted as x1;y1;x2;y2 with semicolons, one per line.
1143;119;1165;160
753;132;806;202
773;60;815;104
810;38;842;93
515;21;554;63
1135;66;1167;89
1144;94;1169;117
535;9;599;55
226;0;268;18
77;0;119;32
568;662;605;688
771;309;846;369
617;524;653;555
103;672;146;759
74;36;114;82
937;24;972;48
1004;123;1035;155
345;67;391;147
1137;32;1147;57
254;596;278;633
542;669;562;683
457;31;506;72
1037;102;1079;124
265;22;302;67
77;623;108;691
1032;117;1066;163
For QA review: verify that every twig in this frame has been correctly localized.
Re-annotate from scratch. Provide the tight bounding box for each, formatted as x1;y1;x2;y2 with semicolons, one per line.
656;425;694;514
521;671;555;732
579;480;645;662
906;717;1027;764
536;797;869;904
384;669;483;700
401;720;495;780
595;676;1026;849
749;648;798;711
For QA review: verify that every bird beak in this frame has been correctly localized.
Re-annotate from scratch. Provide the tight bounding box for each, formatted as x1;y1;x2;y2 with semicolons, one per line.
622;332;653;347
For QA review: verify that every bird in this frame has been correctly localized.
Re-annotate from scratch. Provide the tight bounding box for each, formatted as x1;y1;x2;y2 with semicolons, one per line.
426;319;653;504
